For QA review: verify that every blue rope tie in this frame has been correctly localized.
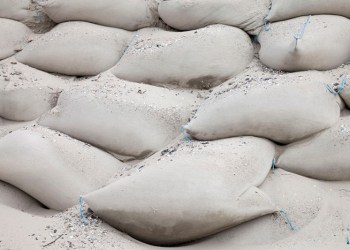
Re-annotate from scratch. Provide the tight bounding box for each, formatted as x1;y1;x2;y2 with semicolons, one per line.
326;84;338;96
347;235;350;245
279;209;296;231
79;196;88;225
271;158;275;173
263;18;271;31
35;0;40;23
337;78;347;94
294;15;311;41
179;126;193;145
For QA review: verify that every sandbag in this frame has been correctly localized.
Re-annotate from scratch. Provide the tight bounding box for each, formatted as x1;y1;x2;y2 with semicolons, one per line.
0;126;126;211
0;181;56;216
259;15;350;71
112;25;253;89
42;0;161;31
267;0;350;22
0;0;55;33
39;73;203;160
0;118;34;138
84;137;277;246
185;71;340;144
0;57;67;121
16;22;132;76
159;0;270;35
0;18;32;60
277;113;350;181
189;169;325;248
337;77;350;109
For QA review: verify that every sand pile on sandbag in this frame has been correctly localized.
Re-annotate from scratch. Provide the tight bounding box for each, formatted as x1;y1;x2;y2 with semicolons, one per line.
0;181;57;217
0;0;55;33
0;18;32;60
185;71;340;144
42;0;163;31
84;137;276;246
0;126;127;211
112;25;253;89
277;111;350;181
189;169;324;248
16;22;132;76
259;15;350;71
158;0;270;35
0;57;68;121
39;73;203;160
267;0;350;22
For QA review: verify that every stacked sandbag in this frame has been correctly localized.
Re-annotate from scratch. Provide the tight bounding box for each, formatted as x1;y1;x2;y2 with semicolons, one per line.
336;77;350;109
16;22;133;76
42;0;163;31
112;25;253;89
84;137;277;246
0;126;127;211
0;181;56;216
189;169;325;248
0;118;34;138
0;0;55;33
266;0;350;22
39;73;203;160
259;15;350;71
158;0;270;35
185;71;341;144
0;57;68;121
277;112;350;181
0;18;32;60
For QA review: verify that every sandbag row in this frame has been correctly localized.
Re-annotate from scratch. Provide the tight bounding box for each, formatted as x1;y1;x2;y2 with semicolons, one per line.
15;23;253;88
0;125;126;211
84;136;277;245
259;15;350;71
38;73;203;160
0;0;55;33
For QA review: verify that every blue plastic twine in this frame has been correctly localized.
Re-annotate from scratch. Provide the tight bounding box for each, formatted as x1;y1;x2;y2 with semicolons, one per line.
347;235;350;245
337;78;347;94
79;196;88;225
294;15;311;41
35;0;40;23
271;159;275;173
264;18;271;31
326;84;338;96
279;209;296;231
179;126;193;145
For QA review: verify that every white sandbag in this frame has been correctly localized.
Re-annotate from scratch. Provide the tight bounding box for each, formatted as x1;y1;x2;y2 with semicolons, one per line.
39;73;203;160
259;15;350;71
267;0;350;22
0;57;68;121
185;71;340;144
277;113;350;181
189;169;325;249
0;18;32;60
159;0;270;35
84;137;277;246
0;181;56;216
112;25;253;89
337;77;350;109
0;0;55;33
0;126;126;211
42;0;161;31
16;22;132;76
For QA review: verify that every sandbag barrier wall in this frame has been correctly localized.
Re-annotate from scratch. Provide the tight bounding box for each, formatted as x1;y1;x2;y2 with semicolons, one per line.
0;0;350;248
